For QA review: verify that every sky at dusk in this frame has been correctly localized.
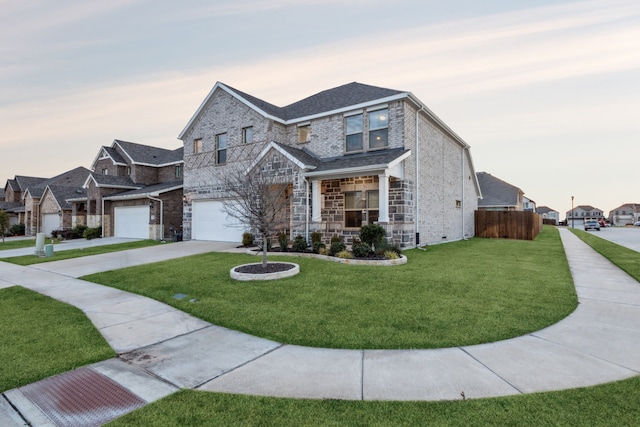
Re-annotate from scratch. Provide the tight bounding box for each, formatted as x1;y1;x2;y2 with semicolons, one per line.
1;0;638;218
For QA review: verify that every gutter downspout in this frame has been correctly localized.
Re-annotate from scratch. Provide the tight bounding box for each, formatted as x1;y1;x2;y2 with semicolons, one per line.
462;146;469;240
415;105;426;247
304;177;309;244
148;195;164;241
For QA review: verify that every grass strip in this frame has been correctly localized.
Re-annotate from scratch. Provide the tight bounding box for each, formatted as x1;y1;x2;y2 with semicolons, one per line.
0;238;38;250
0;286;115;392
1;239;163;265
84;226;577;349
569;228;640;281
108;378;640;427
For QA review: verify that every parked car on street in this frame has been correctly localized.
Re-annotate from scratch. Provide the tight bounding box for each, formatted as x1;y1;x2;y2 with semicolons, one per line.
634;221;640;226
584;220;601;231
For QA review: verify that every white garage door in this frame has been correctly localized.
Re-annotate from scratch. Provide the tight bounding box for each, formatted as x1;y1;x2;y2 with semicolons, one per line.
42;214;61;237
114;206;150;239
192;200;245;242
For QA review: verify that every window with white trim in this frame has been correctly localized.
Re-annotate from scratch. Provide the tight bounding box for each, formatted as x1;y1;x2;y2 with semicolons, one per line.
345;114;364;152
193;138;203;154
216;133;227;164
344;190;379;228
345;108;389;153
298;124;311;143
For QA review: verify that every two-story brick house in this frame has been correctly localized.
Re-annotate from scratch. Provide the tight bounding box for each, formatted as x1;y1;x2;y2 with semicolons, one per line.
71;140;184;240
179;82;481;247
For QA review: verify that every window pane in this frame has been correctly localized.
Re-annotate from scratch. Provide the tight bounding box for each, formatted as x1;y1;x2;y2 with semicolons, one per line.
345;211;362;228
346;134;363;152
298;125;311;143
345;192;364;209
368;210;379;224
217;149;226;164
346;114;363;134
243;127;253;144
369;128;388;148
193;139;202;154
369;109;388;130
367;191;379;209
217;133;227;149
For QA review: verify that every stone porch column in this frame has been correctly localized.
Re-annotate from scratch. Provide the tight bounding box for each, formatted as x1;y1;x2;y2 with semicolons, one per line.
378;173;390;223
311;179;321;222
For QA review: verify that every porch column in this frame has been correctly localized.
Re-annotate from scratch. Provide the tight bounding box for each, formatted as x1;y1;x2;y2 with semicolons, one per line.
311;179;321;222
378;172;390;223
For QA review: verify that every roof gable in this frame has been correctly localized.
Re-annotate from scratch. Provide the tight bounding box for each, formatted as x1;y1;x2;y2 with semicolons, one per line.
476;172;523;208
113;140;183;166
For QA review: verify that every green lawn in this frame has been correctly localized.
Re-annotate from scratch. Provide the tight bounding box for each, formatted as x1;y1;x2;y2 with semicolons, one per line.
84;226;577;349
1;239;163;265
0;238;38;250
0;286;115;392
107;379;640;427
570;228;640;281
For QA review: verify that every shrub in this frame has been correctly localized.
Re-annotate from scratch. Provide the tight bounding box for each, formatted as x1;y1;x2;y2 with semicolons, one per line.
72;225;88;239
359;224;386;248
312;241;326;254
9;223;25;236
330;234;342;244
83;226;101;240
384;250;400;260
242;232;254;247
374;238;402;257
277;232;289;252
352;241;372;258
310;231;322;245
329;240;346;256
336;250;354;259
292;235;308;252
318;247;329;256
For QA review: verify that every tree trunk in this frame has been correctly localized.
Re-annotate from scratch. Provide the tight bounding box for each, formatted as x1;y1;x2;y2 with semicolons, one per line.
262;233;268;269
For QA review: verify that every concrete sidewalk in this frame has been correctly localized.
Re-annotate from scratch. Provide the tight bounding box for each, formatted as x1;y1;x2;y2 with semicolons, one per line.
0;237;145;258
1;229;639;426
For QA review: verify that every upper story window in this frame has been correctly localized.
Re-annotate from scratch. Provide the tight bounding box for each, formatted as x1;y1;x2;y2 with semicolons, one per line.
216;133;227;164
368;109;388;149
345;108;389;153
345;114;364;152
298;123;311;143
242;127;253;144
193;138;203;154
175;165;182;178
102;168;109;175
126;167;131;176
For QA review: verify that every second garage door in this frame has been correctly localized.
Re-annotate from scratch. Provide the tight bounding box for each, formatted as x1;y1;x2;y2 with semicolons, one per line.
42;213;61;237
114;206;150;239
192;200;245;242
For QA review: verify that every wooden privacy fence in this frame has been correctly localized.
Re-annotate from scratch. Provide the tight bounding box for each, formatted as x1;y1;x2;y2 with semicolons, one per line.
474;210;543;240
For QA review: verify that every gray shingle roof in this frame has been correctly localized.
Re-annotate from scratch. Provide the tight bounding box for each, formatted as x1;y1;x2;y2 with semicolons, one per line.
46;185;87;210
536;206;557;214
225;82;406;121
272;142;408;174
102;180;183;199
15;175;47;191
114;140;183;165
103;146;127;164
476;172;522;208
89;173;140;188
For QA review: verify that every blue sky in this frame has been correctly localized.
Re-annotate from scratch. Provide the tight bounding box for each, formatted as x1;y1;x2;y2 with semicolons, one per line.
1;0;638;217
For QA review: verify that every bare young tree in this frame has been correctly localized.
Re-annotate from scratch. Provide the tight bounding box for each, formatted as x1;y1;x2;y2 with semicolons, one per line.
217;164;292;269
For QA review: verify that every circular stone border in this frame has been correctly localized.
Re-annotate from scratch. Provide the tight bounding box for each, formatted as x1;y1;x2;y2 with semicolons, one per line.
230;262;300;281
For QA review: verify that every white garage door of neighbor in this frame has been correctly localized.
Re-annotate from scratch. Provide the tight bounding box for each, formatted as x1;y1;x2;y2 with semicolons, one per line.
42;213;61;236
192;200;245;242
114;206;150;239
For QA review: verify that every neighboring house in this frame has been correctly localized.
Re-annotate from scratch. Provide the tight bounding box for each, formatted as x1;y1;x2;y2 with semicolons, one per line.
39;185;87;236
566;205;604;227
2;175;47;228
536;206;560;225
608;203;640;226
476;172;524;211
20;167;91;236
523;196;536;212
72;139;184;240
179;81;481;247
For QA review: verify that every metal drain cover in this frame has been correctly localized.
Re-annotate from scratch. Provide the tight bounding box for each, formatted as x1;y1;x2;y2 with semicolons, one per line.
20;366;146;426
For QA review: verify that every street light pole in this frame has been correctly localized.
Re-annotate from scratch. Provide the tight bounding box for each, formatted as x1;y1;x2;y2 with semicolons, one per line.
571;196;574;228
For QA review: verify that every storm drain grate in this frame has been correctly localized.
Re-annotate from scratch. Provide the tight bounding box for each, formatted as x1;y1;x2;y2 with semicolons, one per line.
20;366;146;426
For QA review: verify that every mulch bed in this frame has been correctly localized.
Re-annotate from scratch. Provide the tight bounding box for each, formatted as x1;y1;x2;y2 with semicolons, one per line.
235;262;296;274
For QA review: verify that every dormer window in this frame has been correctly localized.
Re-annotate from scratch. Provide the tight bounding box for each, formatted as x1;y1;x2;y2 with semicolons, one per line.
102;168;108;175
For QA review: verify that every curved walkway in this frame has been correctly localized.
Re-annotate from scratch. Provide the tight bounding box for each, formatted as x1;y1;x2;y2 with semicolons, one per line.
1;229;639;425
